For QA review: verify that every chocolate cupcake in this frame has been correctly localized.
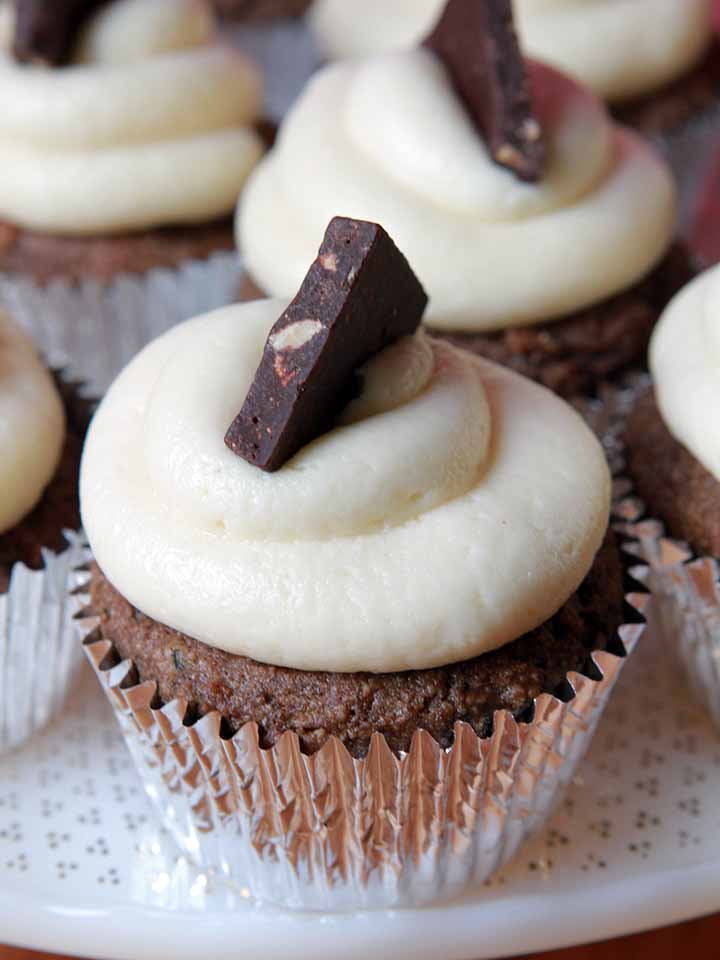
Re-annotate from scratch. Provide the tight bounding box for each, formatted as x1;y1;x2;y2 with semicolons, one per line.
80;217;640;909
625;265;720;731
0;311;87;753
0;0;265;391
238;0;682;397
308;0;715;135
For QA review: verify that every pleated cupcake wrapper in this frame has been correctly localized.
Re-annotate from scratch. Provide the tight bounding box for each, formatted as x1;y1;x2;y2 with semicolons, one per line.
0;530;87;755
620;506;720;732
576;372;720;733
74;556;643;911
0;251;243;400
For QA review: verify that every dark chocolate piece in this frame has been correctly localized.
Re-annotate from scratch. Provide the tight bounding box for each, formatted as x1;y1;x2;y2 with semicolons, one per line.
13;0;110;67
425;0;545;182
225;217;428;471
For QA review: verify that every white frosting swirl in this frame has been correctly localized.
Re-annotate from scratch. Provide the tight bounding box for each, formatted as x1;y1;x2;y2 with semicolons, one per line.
80;299;611;673
518;0;713;102
0;0;264;234
650;265;720;484
0;312;65;534
307;0;713;102
237;51;675;331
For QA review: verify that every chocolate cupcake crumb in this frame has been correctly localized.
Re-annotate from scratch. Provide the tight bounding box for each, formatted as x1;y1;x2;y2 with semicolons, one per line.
0;217;236;284
625;388;720;558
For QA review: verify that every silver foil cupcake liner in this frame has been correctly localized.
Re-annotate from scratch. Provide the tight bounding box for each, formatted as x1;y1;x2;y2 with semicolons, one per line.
0;529;87;755
76;561;643;911
621;507;720;732
582;373;720;731
0;251;244;400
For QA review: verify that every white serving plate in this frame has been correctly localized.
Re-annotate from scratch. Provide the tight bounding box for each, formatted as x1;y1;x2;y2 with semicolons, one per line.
2;18;720;960
1;605;719;960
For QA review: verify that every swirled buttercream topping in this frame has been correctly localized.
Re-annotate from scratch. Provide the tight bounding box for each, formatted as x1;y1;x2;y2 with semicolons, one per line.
237;50;675;331
307;0;712;102
0;312;65;534
650;265;720;484
0;0;264;234
517;0;712;102
80;299;610;673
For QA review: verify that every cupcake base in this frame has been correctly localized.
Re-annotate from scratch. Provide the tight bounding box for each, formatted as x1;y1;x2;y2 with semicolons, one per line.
623;386;720;734
81;546;641;910
0;217;236;285
0;378;90;753
87;532;624;759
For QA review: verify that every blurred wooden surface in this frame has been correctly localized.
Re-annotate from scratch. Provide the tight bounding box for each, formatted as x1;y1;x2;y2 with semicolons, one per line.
1;913;719;960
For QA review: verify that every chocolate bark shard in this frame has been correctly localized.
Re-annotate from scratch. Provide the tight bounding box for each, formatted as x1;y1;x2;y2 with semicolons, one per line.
425;0;545;182
225;217;428;472
13;0;110;67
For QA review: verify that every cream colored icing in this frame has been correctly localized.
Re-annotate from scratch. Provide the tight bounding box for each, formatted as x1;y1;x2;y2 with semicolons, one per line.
0;0;264;234
0;312;65;535
307;0;713;102
80;299;611;673
650;265;720;485
237;51;675;332
519;0;713;102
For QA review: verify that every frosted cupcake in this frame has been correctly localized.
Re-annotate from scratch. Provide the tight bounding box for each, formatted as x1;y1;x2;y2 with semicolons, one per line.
625;264;720;730
239;0;681;396
307;0;716;137
80;216;641;909
0;311;86;753
0;0;264;391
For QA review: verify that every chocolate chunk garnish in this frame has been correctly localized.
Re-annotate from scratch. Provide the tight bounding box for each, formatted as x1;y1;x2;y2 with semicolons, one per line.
13;0;110;67
425;0;545;182
225;217;428;472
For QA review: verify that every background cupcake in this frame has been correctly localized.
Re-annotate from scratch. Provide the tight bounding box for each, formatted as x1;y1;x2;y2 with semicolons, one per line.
625;264;720;731
0;310;87;753
0;0;264;395
79;217;640;909
238;1;682;396
308;0;714;124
